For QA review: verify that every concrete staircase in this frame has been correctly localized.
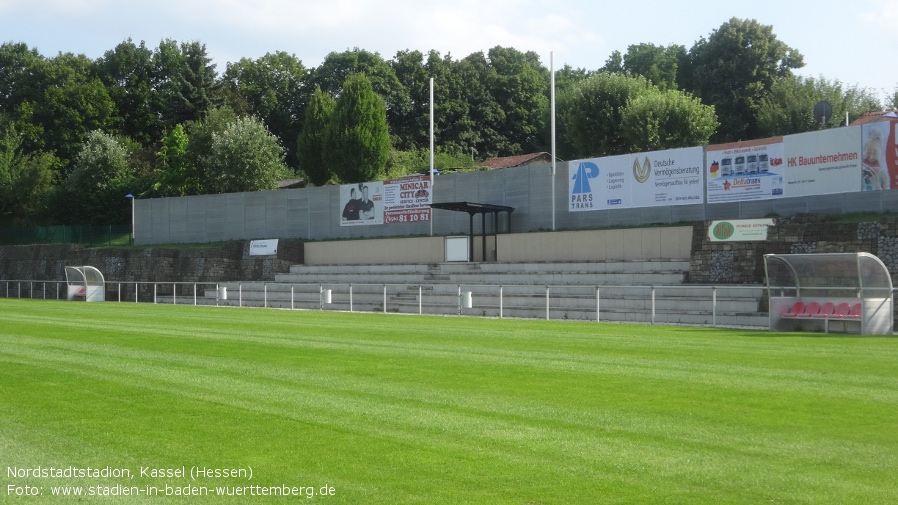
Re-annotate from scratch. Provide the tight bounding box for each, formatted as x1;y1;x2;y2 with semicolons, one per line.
166;261;768;328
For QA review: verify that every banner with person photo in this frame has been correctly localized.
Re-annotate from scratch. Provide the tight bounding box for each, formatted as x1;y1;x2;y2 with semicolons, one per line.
340;182;383;226
860;113;898;191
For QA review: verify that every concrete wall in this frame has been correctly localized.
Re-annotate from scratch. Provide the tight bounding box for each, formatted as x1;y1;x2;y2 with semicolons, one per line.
303;227;692;265
135;162;898;246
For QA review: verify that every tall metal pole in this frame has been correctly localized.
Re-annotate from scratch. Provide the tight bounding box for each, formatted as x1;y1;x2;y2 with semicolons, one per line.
550;52;556;231
430;77;435;237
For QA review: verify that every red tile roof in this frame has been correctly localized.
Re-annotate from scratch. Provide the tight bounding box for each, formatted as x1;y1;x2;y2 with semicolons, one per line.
480;152;560;169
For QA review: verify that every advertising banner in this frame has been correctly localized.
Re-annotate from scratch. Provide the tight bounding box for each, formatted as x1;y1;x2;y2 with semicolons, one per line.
249;239;279;255
569;146;704;212
708;219;774;242
861;115;898;191
382;174;432;224
340;175;431;226
340;182;384;226
782;126;862;197
706;138;784;203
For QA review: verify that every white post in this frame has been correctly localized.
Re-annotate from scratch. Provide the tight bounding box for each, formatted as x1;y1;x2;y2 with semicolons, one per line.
430;77;435;237
550;51;556;231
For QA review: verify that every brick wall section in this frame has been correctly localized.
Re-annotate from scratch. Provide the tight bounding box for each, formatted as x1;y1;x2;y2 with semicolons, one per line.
0;240;303;283
688;215;898;284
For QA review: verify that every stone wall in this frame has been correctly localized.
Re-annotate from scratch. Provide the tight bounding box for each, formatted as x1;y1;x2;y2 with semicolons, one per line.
0;240;303;283
688;215;898;284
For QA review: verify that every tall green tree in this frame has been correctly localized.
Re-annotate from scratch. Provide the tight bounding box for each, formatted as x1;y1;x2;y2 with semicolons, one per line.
484;46;549;154
0;122;57;225
621;89;718;152
97;39;159;146
296;86;335;186
324;73;390;183
58;130;134;224
204;116;290;194
308;48;409;141
618;43;686;91
678;17;804;142
151;124;195;196
156;40;224;127
757;76;882;136
556;72;654;158
33;52;115;165
390;49;431;150
224;51;307;169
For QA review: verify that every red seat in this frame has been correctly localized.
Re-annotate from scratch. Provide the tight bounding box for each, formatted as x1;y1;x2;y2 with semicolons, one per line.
813;302;835;318
783;301;805;317
833;303;851;318
847;303;862;319
802;302;821;317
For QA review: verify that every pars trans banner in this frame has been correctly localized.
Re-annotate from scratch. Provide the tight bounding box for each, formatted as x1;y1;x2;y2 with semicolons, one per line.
569;146;704;212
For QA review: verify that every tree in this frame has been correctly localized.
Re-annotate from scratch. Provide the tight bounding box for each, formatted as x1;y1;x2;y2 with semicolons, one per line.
390;49;431;150
32;52;116;166
296;86;335;186
97;39;159;146
324;73;390;183
618;43;686;91
621;89;718;152
679;18;804;141
0;122;57;225
757;76;881;136
308;48;410;141
484;46;549;154
151;124;195;196
224;51;307;169
556;72;654;158
156;40;224;127
204;116;290;194
59;130;134;224
183;105;239;194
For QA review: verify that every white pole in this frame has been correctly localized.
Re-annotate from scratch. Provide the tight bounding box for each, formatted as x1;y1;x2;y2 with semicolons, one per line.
430;77;435;237
550;51;556;231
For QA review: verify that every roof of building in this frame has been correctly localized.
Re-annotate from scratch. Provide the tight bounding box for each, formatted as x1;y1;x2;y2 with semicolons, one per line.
850;110;898;125
479;152;561;169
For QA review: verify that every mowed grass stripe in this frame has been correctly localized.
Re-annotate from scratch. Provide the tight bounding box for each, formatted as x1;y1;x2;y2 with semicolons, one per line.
1;299;897;504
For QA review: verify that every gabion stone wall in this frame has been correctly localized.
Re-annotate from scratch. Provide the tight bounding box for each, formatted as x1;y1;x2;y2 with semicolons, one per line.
689;215;898;284
0;240;303;283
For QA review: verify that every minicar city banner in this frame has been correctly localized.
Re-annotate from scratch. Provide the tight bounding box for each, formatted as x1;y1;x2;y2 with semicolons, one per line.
339;174;431;226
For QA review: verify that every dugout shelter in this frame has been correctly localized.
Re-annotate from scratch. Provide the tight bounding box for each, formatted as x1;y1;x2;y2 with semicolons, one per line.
764;252;893;334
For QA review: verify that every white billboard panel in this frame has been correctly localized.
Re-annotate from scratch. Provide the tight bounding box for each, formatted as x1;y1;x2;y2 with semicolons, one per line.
569;146;704;212
340;182;384;226
783;126;862;197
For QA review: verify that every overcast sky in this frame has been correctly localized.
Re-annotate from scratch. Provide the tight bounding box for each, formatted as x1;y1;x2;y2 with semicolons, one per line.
2;0;896;103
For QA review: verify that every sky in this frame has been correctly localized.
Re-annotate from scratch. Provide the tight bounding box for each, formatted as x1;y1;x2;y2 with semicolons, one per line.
1;0;897;104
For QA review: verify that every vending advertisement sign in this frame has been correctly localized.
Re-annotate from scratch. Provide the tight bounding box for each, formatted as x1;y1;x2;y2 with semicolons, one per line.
706;138;784;203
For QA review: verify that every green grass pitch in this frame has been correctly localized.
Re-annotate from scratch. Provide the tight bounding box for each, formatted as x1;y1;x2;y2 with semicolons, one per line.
1;298;897;504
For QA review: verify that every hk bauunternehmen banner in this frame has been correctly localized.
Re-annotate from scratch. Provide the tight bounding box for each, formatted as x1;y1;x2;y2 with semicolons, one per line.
706;137;785;204
782;126;862;197
569;146;704;212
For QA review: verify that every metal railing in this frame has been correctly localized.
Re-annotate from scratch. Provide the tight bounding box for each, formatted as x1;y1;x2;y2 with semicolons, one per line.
0;279;769;327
